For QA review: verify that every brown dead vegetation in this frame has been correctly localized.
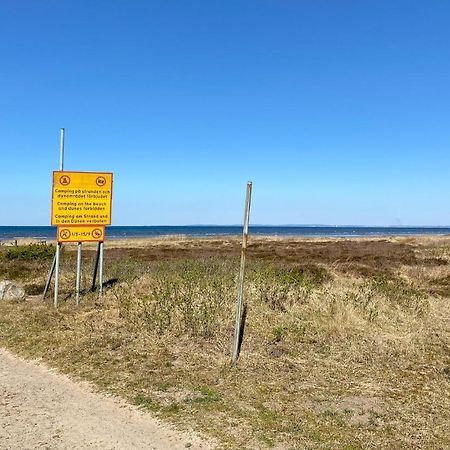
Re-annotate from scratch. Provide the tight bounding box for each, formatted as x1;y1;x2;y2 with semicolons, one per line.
1;235;450;449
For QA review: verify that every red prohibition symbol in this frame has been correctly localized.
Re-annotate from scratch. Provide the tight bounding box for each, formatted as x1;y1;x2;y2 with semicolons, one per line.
96;176;106;187
59;229;71;240
92;228;103;239
59;175;71;186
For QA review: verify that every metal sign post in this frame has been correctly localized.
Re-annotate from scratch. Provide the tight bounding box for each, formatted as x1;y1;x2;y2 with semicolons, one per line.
53;128;65;307
91;242;101;291
43;129;113;305
43;128;65;301
42;256;56;299
75;242;82;306
232;181;253;365
53;243;61;307
99;241;104;295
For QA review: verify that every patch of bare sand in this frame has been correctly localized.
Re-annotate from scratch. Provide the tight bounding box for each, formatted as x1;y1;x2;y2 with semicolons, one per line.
0;348;213;450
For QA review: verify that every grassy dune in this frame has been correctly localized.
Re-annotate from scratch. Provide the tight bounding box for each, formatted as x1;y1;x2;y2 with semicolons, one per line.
0;236;449;449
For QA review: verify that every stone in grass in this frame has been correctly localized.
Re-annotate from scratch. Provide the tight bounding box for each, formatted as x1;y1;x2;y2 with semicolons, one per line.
0;280;26;301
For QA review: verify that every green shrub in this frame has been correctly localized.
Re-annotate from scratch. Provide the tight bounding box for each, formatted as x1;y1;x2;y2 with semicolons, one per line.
252;263;330;311
5;244;55;261
24;283;45;295
115;259;236;337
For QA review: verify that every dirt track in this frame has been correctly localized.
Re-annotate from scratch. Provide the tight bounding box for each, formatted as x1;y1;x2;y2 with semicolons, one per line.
0;348;211;450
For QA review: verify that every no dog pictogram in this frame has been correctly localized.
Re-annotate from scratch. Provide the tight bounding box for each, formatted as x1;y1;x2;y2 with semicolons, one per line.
92;228;103;239
96;176;106;187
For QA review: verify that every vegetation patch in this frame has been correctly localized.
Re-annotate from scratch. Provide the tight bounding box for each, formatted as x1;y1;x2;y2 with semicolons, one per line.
0;236;449;449
4;244;55;261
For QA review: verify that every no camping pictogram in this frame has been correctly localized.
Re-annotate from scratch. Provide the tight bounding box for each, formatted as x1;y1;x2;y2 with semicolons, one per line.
60;175;71;186
59;228;71;240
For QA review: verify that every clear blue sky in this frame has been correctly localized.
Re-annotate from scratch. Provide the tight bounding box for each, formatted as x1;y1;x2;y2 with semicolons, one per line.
1;1;449;226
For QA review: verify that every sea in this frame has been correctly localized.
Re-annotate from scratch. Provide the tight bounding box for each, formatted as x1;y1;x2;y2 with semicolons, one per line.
1;226;450;240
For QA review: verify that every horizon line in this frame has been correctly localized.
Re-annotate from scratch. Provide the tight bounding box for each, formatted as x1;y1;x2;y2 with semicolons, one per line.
2;224;450;228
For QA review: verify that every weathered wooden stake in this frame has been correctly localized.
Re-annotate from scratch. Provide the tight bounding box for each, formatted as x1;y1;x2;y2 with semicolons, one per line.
232;181;252;365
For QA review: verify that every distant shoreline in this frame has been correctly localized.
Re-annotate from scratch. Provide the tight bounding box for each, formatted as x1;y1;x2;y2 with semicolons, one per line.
2;225;450;242
2;233;450;249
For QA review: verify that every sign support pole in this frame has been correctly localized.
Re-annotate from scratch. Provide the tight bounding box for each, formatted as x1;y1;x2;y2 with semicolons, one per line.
232;181;252;365
53;243;61;307
42;256;56;299
53;128;65;308
43;129;65;300
91;242;101;291
75;242;82;305
99;242;104;295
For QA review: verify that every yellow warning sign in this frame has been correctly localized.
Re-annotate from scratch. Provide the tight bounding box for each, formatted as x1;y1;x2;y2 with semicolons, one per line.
51;171;113;225
57;225;105;243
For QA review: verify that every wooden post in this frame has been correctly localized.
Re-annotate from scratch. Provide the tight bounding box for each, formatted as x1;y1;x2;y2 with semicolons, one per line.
232;181;252;365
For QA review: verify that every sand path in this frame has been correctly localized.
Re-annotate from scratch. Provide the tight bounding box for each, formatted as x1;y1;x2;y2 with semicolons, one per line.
0;348;212;449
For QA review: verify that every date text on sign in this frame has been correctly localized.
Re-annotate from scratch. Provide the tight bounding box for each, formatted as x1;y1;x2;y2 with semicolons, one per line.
57;225;105;243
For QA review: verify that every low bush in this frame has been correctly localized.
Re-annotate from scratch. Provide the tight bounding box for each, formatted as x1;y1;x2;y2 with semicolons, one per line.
252;263;330;311
114;259;236;337
5;244;55;261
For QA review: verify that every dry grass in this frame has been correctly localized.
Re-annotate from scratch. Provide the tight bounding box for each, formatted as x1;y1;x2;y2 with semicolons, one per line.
0;236;450;449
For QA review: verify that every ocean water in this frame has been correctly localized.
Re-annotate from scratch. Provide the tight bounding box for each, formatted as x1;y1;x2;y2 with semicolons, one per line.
1;225;450;240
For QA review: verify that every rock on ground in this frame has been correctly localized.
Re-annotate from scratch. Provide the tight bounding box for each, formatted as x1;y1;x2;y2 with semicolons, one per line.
0;281;25;301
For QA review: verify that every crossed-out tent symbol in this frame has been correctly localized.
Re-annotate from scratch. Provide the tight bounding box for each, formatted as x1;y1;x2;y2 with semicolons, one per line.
59;229;71;240
60;175;71;186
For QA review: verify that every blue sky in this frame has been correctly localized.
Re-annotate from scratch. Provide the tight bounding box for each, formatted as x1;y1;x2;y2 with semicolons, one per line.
1;1;449;226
